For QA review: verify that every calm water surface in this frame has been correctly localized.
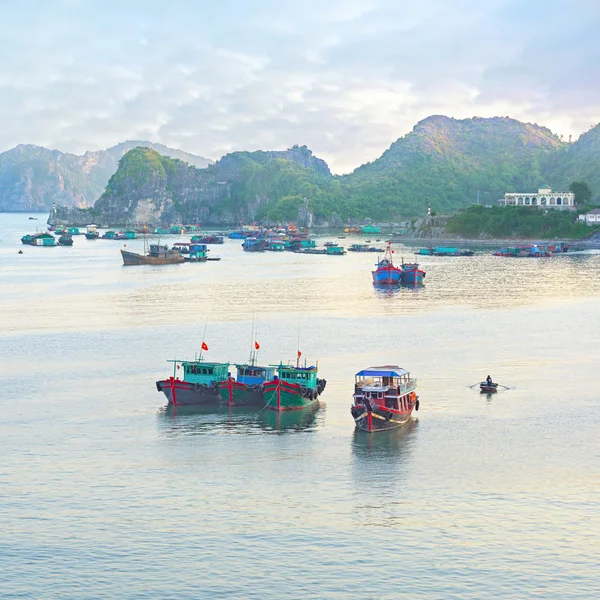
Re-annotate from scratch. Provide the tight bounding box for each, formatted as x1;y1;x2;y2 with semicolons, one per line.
1;214;599;598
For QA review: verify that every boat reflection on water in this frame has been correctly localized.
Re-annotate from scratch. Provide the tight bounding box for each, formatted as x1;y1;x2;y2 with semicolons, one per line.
157;402;323;436
352;418;419;461
373;283;425;298
157;404;262;437
257;402;322;433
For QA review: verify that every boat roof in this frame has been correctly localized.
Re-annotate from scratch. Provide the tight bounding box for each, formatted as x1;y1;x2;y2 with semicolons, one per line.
356;365;409;377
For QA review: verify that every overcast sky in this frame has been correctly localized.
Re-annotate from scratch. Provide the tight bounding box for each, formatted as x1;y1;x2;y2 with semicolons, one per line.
1;0;599;173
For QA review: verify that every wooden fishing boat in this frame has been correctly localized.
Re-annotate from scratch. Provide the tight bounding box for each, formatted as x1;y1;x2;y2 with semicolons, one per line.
479;382;498;393
183;243;209;262
400;261;426;285
262;360;326;411
218;354;277;406
156;359;231;405
121;243;184;265
351;365;419;432
372;243;402;285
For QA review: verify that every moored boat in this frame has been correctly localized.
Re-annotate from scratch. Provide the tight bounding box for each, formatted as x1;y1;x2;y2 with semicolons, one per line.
351;365;419;432
242;238;267;252
121;243;184;265
156;359;231;405
21;232;56;246
400;261;426;285
218;353;277;406
262;359;326;411
184;243;209;262
58;234;73;246
85;224;99;239
372;243;402;285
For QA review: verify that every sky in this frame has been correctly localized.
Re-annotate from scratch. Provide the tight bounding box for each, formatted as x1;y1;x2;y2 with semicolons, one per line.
1;0;599;174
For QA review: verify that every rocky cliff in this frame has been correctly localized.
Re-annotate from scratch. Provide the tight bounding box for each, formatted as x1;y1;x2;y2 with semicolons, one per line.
0;141;212;212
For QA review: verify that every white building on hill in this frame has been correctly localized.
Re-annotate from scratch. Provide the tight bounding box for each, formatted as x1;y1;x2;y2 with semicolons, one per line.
499;187;575;210
578;208;600;225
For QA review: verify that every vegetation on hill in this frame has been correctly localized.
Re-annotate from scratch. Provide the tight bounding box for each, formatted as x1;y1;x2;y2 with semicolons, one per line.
62;115;600;226
446;205;596;239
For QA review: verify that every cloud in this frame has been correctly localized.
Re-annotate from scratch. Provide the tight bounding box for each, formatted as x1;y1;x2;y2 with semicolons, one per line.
0;0;598;173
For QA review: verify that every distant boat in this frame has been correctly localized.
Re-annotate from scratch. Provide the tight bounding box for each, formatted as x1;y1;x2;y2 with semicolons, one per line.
85;224;99;240
21;233;55;246
372;244;402;285
242;238;267;252
58;234;73;246
351;365;419;432
121;243;184;265
416;247;474;257
28;217;37;220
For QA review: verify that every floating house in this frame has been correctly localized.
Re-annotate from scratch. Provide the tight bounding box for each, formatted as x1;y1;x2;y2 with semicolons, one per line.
21;232;56;246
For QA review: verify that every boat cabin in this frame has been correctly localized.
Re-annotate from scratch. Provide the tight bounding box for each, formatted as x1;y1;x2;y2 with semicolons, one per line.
170;360;230;384
150;244;182;259
349;243;370;252
86;224;98;233
188;244;208;261
275;364;318;388
236;365;276;386
67;227;81;235
354;365;416;408
326;245;346;255
28;232;56;246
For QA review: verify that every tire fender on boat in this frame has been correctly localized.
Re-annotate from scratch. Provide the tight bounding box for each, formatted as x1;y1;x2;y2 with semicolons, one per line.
194;382;203;392
415;398;420;411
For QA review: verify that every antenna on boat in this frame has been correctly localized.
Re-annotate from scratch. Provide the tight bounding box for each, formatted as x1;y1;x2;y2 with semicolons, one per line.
199;318;208;361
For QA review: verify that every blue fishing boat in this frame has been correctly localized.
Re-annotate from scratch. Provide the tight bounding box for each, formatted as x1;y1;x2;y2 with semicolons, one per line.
184;244;209;262
372;244;402;285
242;238;267;252
218;344;277;406
400;261;426;285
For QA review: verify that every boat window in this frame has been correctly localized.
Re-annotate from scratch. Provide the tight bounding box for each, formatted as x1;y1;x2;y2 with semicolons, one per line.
202;368;207;375
208;368;213;375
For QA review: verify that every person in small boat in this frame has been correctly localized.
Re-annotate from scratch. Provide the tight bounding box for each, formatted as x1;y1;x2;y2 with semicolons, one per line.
486;375;493;386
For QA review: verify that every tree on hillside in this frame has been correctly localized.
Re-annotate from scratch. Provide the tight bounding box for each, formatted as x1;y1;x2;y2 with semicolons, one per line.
569;181;592;205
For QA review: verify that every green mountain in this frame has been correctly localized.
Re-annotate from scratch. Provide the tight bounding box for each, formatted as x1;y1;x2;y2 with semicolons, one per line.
0;141;212;212
343;115;565;216
49;116;600;226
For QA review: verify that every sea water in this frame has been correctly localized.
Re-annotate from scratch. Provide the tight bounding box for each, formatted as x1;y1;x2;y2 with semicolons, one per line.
1;213;599;598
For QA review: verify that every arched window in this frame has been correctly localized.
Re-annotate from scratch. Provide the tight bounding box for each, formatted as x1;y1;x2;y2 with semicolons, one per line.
556;198;562;205
541;197;547;205
518;198;523;205
549;197;555;205
525;197;531;205
532;198;538;205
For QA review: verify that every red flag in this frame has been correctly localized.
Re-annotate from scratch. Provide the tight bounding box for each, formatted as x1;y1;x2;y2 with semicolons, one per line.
176;365;180;369
297;350;302;359
201;341;208;351
255;341;260;350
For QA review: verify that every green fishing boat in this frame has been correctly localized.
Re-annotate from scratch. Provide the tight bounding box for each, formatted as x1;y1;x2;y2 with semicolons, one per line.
262;359;326;411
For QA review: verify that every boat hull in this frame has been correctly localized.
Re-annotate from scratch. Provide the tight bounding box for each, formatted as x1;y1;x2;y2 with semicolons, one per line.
400;268;425;285
156;378;222;405
217;379;265;406
262;379;322;411
372;266;403;285
352;402;416;432
121;249;184;266
480;384;498;393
